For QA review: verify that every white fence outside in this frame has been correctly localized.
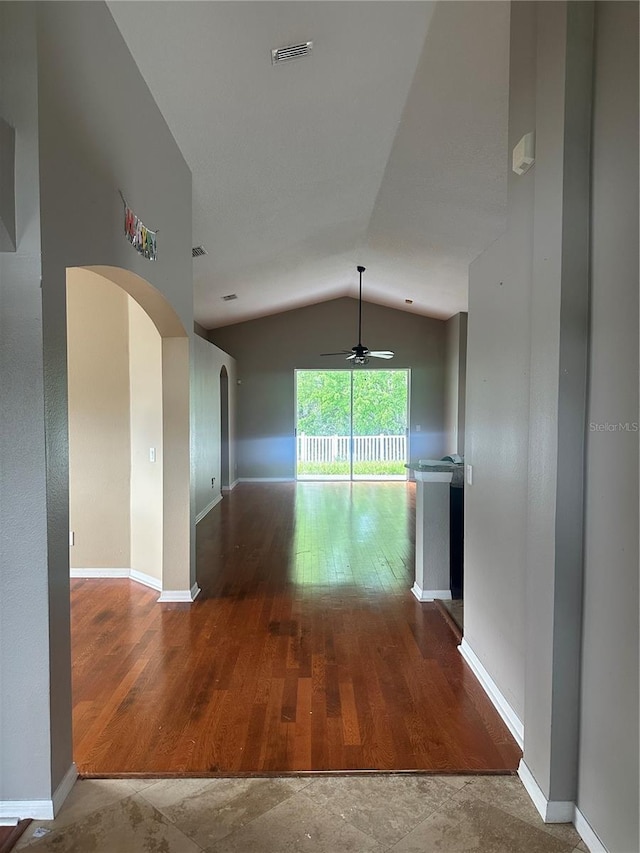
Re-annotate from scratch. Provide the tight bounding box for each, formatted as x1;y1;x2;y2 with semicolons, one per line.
297;433;407;464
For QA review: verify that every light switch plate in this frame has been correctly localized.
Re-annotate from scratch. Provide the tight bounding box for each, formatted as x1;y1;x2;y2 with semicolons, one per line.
466;464;473;485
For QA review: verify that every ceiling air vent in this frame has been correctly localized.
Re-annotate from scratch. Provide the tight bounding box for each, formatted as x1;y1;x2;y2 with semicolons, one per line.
192;246;207;258
222;294;238;302
271;41;313;66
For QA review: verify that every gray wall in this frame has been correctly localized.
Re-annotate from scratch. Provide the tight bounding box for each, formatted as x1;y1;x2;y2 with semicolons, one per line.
192;335;237;517
1;1;193;808
466;3;638;848
0;2;52;806
577;3;639;851
465;0;536;721
211;297;446;479
443;312;467;456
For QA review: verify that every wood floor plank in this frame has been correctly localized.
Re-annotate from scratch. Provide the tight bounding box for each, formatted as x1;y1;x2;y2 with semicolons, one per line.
71;482;522;774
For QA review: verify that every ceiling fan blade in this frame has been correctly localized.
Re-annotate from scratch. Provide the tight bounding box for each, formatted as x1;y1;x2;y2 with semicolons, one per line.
320;351;351;356
368;351;394;359
346;353;357;360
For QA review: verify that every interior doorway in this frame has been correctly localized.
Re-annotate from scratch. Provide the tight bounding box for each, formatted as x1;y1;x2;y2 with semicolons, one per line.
220;366;230;490
295;369;409;481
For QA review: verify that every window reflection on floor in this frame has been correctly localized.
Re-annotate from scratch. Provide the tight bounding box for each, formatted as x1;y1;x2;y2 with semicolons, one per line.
290;482;413;588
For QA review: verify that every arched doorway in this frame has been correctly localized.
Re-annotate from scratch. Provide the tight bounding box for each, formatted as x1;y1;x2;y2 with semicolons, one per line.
220;365;230;491
66;265;196;600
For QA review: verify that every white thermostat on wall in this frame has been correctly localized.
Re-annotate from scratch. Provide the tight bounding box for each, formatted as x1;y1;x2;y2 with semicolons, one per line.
512;131;535;175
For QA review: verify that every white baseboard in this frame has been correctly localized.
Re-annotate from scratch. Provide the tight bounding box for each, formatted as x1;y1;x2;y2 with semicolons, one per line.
458;638;524;749
196;493;223;523
573;804;608;852
411;582;452;602
223;478;240;492
517;761;574;823
0;763;77;820
70;568;130;579
237;477;294;483
158;582;201;603
129;569;162;592
71;568;160;592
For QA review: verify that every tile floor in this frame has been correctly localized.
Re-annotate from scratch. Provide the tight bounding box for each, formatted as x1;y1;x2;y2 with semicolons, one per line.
15;775;589;852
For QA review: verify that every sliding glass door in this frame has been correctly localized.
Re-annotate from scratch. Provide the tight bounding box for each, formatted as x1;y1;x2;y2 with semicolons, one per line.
295;369;409;481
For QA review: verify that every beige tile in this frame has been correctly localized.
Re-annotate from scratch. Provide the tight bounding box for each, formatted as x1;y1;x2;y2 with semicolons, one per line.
459;775;583;847
388;796;577;853
15;779;140;848
139;777;307;846
573;844;589;853
208;791;383;853
14;794;202;852
302;774;459;846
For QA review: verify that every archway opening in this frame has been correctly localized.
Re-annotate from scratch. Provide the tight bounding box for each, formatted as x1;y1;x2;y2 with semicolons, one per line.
220;365;230;491
66;265;195;600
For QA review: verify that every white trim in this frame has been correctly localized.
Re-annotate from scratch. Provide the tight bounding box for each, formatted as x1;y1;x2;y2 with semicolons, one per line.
413;470;454;483
71;568;161;592
0;764;77;820
158;582;201;603
517;761;573;823
223;478;240;491
129;569;162;592
196;493;223;523
458;638;524;749
237;477;294;483
573;805;608;852
70;568;130;579
411;582;452;602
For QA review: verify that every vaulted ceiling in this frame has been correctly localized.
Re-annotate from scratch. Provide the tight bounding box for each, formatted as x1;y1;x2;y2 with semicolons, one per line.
108;1;510;328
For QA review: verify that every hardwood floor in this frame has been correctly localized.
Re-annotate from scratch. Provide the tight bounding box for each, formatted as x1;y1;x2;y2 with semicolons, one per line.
71;482;521;775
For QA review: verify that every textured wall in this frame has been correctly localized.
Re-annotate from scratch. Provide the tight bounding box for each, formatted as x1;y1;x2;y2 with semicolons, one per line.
129;297;163;583
67;273;131;570
577;3;639;850
0;3;55;804
192;335;237;518
1;1;193;806
464;0;534;721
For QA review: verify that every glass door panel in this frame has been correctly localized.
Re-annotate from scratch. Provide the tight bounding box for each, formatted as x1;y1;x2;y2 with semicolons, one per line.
296;369;409;481
352;370;409;480
296;370;351;479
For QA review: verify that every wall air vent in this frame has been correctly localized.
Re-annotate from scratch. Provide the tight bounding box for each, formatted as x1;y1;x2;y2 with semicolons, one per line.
222;294;238;302
271;41;313;66
192;246;207;258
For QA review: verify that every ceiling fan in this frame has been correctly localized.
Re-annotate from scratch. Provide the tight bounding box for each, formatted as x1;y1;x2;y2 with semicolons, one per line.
320;266;394;365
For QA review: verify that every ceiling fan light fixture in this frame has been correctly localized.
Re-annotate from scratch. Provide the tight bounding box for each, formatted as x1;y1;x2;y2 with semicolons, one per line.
319;266;394;365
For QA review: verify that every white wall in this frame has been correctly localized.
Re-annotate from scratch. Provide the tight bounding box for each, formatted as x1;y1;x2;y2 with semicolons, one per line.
192;333;237;519
577;4;639;851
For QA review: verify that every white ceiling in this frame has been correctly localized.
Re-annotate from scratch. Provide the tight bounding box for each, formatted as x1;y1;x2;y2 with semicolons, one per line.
108;1;510;328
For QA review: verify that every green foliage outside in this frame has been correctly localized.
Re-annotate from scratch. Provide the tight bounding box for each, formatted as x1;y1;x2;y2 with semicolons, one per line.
296;370;408;436
298;460;406;476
